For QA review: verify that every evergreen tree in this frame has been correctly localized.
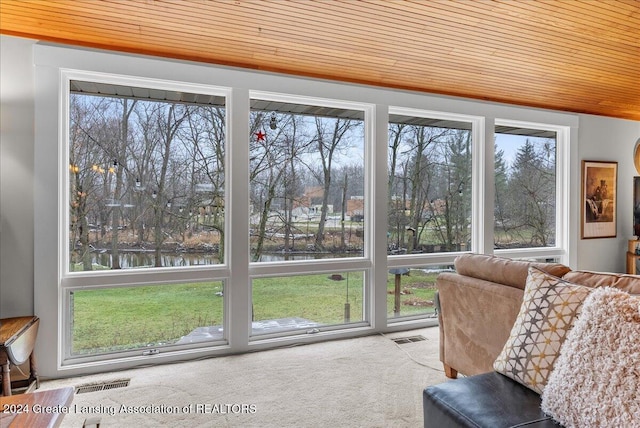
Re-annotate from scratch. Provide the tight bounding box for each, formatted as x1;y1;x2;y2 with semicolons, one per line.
508;139;555;246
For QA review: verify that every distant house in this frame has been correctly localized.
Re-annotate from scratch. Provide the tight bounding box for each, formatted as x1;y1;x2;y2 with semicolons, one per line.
295;186;328;215
347;196;364;221
389;195;447;219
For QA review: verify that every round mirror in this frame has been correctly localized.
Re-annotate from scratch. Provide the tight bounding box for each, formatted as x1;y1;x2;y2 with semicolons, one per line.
635;138;640;175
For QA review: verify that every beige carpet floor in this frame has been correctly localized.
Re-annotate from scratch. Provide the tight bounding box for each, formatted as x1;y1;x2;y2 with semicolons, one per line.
40;327;448;427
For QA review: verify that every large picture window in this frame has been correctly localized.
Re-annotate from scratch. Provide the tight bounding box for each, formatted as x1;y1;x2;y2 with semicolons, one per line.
387;113;473;256
64;76;230;360
249;98;365;262
40;50;571;372
68;81;226;271
386;110;476;320
248;95;371;336
494;124;558;250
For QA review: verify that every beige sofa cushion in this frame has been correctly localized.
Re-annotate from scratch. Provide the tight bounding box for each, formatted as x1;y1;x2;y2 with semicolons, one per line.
454;254;571;290
562;270;640;294
437;272;524;376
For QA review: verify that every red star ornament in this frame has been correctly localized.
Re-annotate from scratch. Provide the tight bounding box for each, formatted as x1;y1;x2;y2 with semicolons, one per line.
256;130;266;141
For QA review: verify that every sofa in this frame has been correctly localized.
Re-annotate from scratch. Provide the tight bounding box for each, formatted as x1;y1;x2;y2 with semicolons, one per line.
423;254;640;428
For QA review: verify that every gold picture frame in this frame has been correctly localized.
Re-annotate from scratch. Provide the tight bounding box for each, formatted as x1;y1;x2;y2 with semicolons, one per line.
581;160;617;239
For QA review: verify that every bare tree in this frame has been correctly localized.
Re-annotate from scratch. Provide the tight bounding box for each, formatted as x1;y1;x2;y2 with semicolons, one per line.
494;147;511;247
184;105;226;261
249;112;290;261
427;129;471;251
69;96;95;270
109;98;137;269
312;117;360;250
151;104;189;267
130;102;164;246
406;126;447;252
280;116;305;255
69;95;123;270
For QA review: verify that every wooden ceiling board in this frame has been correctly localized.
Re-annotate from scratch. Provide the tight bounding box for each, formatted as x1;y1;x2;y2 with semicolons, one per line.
3;1;632;74
409;3;638;70
1;0;638;121
0;0;632;51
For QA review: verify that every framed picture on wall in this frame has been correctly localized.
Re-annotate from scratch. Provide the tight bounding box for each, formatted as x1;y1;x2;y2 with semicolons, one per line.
581;160;617;239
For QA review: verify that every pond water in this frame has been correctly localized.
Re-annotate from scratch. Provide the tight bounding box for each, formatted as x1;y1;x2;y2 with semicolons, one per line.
84;250;352;269
87;251;220;269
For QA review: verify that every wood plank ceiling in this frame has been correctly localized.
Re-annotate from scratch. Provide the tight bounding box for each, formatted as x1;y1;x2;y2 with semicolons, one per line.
1;0;639;121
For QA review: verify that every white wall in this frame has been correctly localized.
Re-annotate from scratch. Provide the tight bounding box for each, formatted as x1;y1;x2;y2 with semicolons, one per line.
0;36;35;318
576;115;640;272
1;34;638;374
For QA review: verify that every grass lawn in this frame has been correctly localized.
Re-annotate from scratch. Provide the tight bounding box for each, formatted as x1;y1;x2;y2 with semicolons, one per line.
386;270;438;317
71;270;438;355
71;282;224;354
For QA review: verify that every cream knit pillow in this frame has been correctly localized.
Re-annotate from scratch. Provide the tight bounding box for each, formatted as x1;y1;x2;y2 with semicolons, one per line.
493;267;591;394
541;288;640;428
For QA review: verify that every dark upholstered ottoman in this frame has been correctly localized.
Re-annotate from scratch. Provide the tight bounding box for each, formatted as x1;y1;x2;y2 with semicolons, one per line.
423;372;563;428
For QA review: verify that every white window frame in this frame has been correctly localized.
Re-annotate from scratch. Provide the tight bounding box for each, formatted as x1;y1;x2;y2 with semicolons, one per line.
59;69;233;366
386;106;485;270
247;91;375;341
383;107;484;323
32;44;576;377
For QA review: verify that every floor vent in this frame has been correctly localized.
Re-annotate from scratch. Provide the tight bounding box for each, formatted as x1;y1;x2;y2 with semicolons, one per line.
392;335;426;344
76;379;130;394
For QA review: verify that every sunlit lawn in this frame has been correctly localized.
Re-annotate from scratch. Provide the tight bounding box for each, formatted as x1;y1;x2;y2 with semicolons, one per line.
71;270;438;354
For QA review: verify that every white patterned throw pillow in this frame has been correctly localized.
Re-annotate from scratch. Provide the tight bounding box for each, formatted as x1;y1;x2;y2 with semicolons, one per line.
493;267;591;394
541;288;640;428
